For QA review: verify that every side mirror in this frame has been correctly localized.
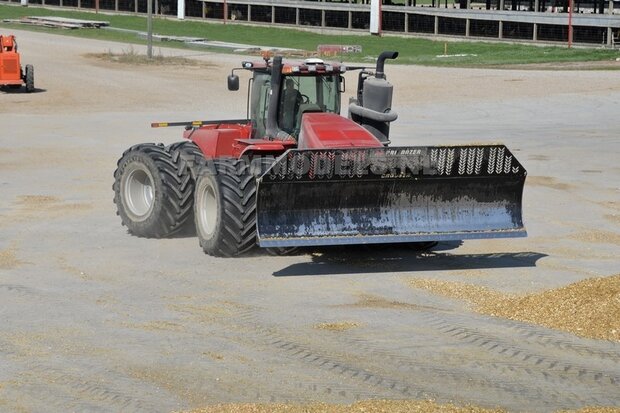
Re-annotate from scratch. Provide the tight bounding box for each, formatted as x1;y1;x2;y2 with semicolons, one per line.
227;74;239;91
339;75;346;93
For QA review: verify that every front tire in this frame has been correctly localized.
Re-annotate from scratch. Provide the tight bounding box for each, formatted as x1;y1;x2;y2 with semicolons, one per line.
24;64;34;93
194;158;258;257
113;143;194;238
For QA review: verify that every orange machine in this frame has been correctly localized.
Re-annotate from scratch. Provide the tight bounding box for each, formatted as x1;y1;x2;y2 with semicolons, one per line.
0;35;34;92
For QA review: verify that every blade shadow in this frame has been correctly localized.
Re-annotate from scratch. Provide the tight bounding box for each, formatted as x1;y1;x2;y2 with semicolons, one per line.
272;243;546;277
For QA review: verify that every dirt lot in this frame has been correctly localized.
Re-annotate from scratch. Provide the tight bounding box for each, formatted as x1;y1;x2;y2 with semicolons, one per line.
1;29;619;413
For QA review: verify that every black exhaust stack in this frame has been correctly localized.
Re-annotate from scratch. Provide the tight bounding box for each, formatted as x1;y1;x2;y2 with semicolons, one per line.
266;56;283;140
375;51;399;79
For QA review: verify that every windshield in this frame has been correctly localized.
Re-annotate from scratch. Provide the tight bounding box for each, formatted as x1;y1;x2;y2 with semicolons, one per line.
278;74;341;136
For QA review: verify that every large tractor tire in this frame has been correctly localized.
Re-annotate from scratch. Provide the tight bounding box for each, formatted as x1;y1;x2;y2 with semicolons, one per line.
167;141;204;179
165;140;206;235
193;158;259;257
113;143;194;238
24;64;34;93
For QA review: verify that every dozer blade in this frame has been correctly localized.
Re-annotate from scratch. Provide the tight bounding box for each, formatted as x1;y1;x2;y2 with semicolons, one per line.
256;145;526;247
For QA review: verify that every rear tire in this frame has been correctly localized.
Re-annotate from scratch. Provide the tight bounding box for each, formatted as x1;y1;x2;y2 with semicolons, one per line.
194;158;258;257
113;143;194;238
166;141;205;234
24;64;34;93
167;141;204;179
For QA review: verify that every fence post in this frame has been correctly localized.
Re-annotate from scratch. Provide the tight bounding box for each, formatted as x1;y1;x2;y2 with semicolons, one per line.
177;0;184;19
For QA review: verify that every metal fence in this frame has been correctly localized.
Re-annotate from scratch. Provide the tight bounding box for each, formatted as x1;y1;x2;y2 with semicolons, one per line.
2;0;619;45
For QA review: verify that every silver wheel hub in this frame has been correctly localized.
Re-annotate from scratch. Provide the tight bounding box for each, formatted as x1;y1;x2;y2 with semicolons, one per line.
196;181;217;238
123;165;155;221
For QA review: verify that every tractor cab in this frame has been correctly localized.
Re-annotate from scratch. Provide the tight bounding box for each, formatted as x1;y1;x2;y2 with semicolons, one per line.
1;35;16;52
230;58;344;140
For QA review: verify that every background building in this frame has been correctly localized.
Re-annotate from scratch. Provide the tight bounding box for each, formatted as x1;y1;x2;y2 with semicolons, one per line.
2;0;619;45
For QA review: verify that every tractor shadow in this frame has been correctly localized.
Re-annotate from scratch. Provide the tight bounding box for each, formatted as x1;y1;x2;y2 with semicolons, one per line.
272;242;547;277
0;86;47;94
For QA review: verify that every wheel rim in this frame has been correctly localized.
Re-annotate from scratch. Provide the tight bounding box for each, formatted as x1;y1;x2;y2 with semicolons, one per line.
196;180;218;238
123;164;155;220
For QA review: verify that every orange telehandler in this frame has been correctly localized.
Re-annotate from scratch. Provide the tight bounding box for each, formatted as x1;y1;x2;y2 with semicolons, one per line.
0;35;34;93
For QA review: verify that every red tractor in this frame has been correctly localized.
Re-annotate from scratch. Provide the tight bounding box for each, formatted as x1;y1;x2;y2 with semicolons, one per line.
0;35;34;93
113;51;526;257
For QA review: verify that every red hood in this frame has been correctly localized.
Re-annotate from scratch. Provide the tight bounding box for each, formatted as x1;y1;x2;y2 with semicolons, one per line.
297;112;383;149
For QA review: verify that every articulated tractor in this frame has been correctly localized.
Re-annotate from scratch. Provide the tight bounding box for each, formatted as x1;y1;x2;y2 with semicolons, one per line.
113;51;526;257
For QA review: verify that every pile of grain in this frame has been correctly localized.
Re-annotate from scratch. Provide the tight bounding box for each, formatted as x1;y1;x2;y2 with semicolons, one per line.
182;400;506;413
0;246;21;270
409;274;620;341
181;401;620;413
313;322;359;332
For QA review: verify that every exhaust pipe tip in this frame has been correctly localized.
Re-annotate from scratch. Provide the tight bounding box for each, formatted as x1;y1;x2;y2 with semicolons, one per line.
375;51;399;79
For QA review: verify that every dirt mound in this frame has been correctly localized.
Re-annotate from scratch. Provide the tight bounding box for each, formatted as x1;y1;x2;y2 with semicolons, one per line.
84;51;212;67
409;274;620;342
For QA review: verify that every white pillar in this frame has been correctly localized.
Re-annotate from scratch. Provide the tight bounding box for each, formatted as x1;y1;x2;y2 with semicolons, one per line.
177;0;185;19
370;0;382;34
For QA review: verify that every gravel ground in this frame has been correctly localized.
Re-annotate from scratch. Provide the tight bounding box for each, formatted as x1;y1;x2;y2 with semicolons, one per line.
1;28;620;413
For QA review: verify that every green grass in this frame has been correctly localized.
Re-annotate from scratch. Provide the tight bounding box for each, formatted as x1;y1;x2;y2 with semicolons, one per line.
1;3;619;67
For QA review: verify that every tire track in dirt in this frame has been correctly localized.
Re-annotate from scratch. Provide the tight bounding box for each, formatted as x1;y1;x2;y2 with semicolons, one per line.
5;369;157;413
227;309;583;412
423;323;619;389
0;284;35;296
420;311;620;363
167;300;407;402
332;304;620;406
222;302;620;411
0;340;165;413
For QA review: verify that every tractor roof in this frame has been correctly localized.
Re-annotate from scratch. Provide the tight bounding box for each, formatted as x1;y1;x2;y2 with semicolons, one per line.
240;57;345;75
0;35;16;50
